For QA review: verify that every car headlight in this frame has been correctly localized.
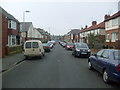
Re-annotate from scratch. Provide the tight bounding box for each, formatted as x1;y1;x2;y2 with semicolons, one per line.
88;49;91;52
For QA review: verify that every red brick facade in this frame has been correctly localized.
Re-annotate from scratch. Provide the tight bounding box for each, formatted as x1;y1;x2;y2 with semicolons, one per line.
0;13;8;58
105;28;120;49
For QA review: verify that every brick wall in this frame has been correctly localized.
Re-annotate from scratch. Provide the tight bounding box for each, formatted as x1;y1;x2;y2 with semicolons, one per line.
1;14;8;58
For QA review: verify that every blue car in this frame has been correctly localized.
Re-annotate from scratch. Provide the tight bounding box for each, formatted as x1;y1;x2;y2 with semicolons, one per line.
88;49;120;83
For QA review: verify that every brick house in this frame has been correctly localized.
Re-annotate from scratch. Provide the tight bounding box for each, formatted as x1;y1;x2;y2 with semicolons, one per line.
78;21;105;45
65;29;80;43
20;22;34;42
104;11;120;49
0;7;21;58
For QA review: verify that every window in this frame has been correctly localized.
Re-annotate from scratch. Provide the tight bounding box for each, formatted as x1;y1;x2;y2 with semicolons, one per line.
32;42;38;48
112;18;118;26
112;32;118;41
97;50;104;56
25;42;31;48
8;20;17;30
102;50;109;59
8;35;16;46
106;34;110;40
113;51;120;60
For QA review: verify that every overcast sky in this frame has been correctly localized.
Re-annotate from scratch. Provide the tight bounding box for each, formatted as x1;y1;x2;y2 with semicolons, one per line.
0;0;119;35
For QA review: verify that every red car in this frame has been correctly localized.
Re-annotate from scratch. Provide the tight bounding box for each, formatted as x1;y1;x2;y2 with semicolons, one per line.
65;42;74;50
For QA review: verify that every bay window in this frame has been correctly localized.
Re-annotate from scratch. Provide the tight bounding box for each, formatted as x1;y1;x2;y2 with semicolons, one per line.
8;35;16;46
112;32;118;42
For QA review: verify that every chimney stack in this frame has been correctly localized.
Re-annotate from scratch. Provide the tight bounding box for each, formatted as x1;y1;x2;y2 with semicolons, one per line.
85;25;88;29
104;14;110;20
92;21;97;26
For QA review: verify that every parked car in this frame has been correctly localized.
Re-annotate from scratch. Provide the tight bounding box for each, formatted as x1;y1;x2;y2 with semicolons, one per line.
61;42;67;48
65;42;74;50
23;40;45;59
43;43;51;52
48;40;56;46
72;43;91;57
47;42;54;48
88;49;120;83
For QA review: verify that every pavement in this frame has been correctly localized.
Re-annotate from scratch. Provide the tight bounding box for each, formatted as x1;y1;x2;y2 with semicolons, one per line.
1;53;25;73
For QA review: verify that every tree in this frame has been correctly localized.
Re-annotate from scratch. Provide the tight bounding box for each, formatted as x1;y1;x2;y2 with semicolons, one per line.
88;33;105;49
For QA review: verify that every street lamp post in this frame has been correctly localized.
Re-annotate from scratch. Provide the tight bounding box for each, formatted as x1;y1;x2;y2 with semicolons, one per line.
23;10;30;41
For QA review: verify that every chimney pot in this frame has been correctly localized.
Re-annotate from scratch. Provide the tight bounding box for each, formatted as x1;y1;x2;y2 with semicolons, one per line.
92;21;97;26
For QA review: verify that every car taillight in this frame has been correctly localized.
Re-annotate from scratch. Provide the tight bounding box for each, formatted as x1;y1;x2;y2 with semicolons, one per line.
46;47;49;48
117;65;120;72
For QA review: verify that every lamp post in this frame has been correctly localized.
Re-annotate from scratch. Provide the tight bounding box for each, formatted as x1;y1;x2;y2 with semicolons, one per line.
23;10;30;41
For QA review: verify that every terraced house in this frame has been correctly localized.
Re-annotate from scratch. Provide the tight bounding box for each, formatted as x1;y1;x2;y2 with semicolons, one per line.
104;11;120;49
78;20;105;45
0;7;21;58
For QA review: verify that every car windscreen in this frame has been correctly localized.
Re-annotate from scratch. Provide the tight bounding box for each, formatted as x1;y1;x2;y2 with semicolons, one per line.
77;43;88;48
113;51;120;60
33;42;39;48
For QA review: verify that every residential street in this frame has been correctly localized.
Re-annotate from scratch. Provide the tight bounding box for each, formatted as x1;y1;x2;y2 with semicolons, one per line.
2;43;120;88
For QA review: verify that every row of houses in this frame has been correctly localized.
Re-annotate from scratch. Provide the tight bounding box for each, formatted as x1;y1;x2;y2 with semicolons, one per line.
0;7;51;58
63;10;120;49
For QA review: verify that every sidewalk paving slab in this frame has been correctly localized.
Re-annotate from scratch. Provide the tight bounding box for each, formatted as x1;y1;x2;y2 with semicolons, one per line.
1;53;25;72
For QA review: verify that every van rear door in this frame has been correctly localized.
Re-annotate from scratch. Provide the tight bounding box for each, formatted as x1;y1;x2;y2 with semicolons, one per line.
32;42;40;55
25;42;32;55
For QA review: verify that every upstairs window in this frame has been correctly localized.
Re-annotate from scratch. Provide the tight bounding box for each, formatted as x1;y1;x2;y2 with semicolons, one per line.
112;18;118;26
8;20;17;30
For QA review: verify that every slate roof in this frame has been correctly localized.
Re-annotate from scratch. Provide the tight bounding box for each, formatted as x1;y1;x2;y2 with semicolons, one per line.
20;22;32;32
0;6;19;22
68;29;80;34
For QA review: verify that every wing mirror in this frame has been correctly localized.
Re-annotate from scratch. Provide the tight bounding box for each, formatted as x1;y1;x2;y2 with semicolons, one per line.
92;53;97;57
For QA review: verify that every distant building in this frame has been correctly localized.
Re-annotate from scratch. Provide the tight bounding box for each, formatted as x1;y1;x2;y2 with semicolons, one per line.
64;29;80;43
20;22;34;42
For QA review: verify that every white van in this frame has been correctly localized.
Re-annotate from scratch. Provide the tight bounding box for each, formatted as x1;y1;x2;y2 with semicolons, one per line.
23;40;45;59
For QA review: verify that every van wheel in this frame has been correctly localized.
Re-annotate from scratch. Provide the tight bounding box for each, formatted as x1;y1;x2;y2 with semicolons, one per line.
43;53;45;56
25;56;29;59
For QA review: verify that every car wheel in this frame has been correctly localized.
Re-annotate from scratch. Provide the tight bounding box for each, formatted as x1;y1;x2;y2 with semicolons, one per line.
103;70;110;83
88;61;93;70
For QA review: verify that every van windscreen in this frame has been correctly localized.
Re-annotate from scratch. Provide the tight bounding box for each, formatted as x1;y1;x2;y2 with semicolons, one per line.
33;42;39;48
26;42;31;48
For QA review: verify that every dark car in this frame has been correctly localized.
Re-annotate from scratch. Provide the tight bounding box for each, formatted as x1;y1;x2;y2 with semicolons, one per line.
88;49;120;83
43;43;52;52
61;42;67;48
65;42;74;50
72;43;91;58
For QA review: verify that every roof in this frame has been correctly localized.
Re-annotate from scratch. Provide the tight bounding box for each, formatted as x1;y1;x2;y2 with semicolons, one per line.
68;29;80;34
20;22;32;32
104;11;120;21
0;6;19;22
79;21;105;33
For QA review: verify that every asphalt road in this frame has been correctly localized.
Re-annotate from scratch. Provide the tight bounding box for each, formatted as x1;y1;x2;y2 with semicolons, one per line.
2;43;120;88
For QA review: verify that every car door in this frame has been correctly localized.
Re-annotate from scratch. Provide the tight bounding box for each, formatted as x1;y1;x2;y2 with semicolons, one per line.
96;50;110;73
92;50;104;70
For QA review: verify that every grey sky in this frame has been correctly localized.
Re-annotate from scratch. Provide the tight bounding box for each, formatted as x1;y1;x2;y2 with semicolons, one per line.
0;0;119;35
